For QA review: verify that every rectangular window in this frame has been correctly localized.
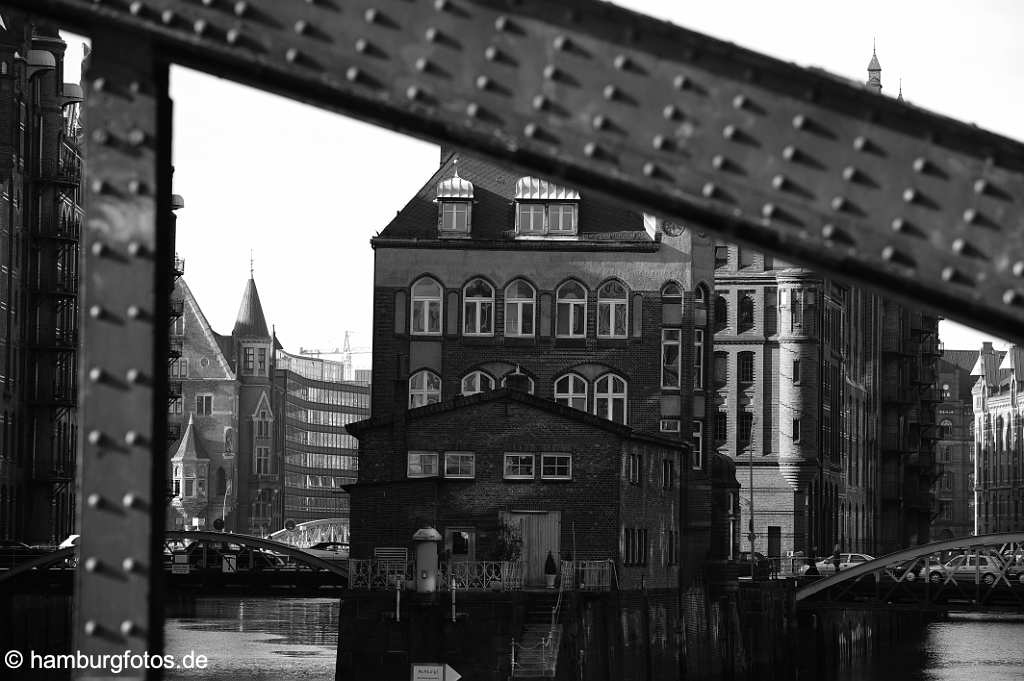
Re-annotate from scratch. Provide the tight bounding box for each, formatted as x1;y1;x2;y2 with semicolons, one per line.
257;348;267;374
667;530;678;565
624;528;648;567
556;300;586;337
548;203;577;233
597;298;628;338
196;394;213;416
692;421;703;469
716;411;728;443
444;451;475;479
171;316;185;336
713;353;728;386
440;201;470;232
541;453;572;480
793;418;802;443
254;446;270;475
660;418;680;433
169;398;183;415
662;459;675;490
694;329;704;389
170;358;188;378
628;452;642;485
503;453;535;480
791;289;805;331
739;412;753;447
738;248;754;268
714;245;729;269
661;329;681;389
793;359;801;384
738;352;754;383
517;203;546;233
256;418;270;439
243;347;255;374
407;451;439;478
504;299;534;337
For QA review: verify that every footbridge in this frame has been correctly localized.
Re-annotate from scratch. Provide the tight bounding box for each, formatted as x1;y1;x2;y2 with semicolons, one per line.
796;532;1024;613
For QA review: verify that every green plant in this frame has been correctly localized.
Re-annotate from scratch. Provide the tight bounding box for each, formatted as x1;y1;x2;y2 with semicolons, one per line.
544;550;558;575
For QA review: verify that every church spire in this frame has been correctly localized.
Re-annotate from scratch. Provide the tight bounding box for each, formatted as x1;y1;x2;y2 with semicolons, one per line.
866;39;882;94
232;270;270;339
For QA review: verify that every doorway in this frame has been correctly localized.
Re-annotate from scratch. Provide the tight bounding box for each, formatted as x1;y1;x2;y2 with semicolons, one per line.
503;511;561;586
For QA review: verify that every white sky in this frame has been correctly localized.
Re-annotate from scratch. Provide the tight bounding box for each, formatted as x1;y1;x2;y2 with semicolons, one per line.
62;0;1024;365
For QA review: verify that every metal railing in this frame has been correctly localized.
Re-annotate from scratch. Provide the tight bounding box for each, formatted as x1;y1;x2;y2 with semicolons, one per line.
347;559;524;591
348;558;415;590
559;559;613;590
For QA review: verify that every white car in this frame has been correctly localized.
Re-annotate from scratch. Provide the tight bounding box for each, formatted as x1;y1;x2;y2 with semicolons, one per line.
802;552;875;575
926;554;1013;585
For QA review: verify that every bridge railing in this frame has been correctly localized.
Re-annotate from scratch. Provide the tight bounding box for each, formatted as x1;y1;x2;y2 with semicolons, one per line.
347;559;525;591
559;560;613;590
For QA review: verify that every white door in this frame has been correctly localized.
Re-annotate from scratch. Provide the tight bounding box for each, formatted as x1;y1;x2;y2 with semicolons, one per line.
505;511;560;586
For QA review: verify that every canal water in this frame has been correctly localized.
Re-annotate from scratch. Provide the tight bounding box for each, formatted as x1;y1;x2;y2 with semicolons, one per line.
166;598;1024;680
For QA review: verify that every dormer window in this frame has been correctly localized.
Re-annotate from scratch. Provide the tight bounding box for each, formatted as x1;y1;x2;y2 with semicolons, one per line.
514;176;580;237
436;160;474;237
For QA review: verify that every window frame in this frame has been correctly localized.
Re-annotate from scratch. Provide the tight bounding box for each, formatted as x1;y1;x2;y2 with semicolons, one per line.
504;279;536;337
439;200;471;233
793;418;802;443
410;277;443;336
407;451;439;478
516;202;546;234
694;328;705;389
597;280;629;339
660;418;681;433
555;281;587;338
627;451;642;485
462;278;495;336
254;446;271;476
594;373;628;424
692;421;704;469
444;451;476;479
547;203;578;234
503;453;535;480
500;372;535;394
409;369;442;408
738;352;754;384
461;370;495;396
540;453;572;480
196;394;213;416
661;328;682;389
554;373;588;411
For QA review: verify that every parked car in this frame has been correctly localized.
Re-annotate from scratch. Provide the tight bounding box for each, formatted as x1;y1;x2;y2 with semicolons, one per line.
736;551;771;579
179;540;285;572
885;556;944;582
801;552;875;575
926;554;1004;585
301;541;350;562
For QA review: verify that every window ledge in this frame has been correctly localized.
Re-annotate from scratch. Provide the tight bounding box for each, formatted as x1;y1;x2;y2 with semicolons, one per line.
554;338;587;349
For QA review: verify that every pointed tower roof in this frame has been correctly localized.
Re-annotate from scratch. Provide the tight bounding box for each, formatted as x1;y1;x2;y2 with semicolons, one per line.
171;414;209;462
233;276;270;338
866;40;882;94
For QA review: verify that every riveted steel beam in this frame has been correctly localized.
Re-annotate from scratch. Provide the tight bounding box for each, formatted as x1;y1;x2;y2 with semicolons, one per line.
75;31;171;679
13;1;1024;339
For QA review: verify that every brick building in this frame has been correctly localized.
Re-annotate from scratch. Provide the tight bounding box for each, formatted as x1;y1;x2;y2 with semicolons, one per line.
969;342;1024;534
931;349;977;540
348;151;739;586
0;16;83;544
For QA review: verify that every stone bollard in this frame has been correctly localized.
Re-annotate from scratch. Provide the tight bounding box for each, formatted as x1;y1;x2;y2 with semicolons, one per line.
412;527;442;593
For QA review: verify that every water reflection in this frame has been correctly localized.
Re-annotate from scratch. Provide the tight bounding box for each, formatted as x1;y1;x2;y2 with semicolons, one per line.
165;597;339;681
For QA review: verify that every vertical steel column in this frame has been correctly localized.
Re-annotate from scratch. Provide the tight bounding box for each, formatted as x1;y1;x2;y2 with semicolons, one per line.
76;31;171;679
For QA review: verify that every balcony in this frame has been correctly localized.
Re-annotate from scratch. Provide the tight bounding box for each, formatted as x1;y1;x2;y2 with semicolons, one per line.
168;338;182;359
168;381;182;401
37;214;82;241
35;142;82;186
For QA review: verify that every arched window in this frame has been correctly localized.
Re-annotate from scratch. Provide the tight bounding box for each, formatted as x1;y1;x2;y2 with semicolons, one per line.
556;281;587;338
409;370;442;408
461;370;495;396
463;278;494;336
504;280;536;337
594;374;627;424
554;373;587;411
216;467;227;496
501;372;535;394
738;294;754;332
411;277;443;335
597;281;629;338
661;282;682;298
695;283;709;306
714;295;728;333
940;419;953;439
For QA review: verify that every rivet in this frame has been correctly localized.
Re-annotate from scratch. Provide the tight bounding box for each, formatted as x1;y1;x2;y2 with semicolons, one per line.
161;9;175;24
821;224;837;240
121;620;138;636
553;35;569;51
466;103;480;118
127;179;144;195
201;0;215;5
831;196;848;212
543;64;559;81
642;162;657;177
285;48;300;63
881;246;896;262
87;430;104;446
127;241;145;257
732;94;747;110
842;166;858;182
974;179;990;195
613;54;630;70
87;493;104;508
523;123;538;138
592;115;607;130
234;1;248;17
91;129;110;145
126;368;146;384
122;557;139;572
853;136;868;151
226;29;241;45
91;179;108;194
701;183;717;198
1003;290;1021;306
722;125;737;140
673;74;690;90
91;242;108;257
84;621;99;636
963;209;978;224
355;39;369;53
891;218;907;233
603;85;618;101
193;19;207;36
92;77;106;92
532;95;548;111
88;367;105;383
782;145;797;161
414;57;429;72
89;305;106;320
476;75;491;90
771;175;787;190
294;20;309;35
1013;261;1024;278
484;46;499;62
425;27;439;42
951;238;967;254
364;8;378;23
663;105;678;120
912;158;929;173
652;135;668;150
902;188;918;203
406;86;421;101
125;430;143;446
126;305;143;320
762;203;776;219
345;67;361;83
123;493;142;509
129;1;143;16
792;114;807;130
583;142;598;158
941;267;957;282
434;0;450;10
84;557;100;572
494;15;509;31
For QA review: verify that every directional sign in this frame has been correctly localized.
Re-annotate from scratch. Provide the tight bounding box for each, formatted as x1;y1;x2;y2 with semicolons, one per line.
222;555;237;574
410;663;461;681
171;554;190;575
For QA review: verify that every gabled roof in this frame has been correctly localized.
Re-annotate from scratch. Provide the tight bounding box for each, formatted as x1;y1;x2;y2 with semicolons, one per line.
998;346;1024;382
346;387;685;450
970;348;1008;386
374;152;650;244
170;414;209;461
233;277;270;338
176;278;234;378
942;349;980;373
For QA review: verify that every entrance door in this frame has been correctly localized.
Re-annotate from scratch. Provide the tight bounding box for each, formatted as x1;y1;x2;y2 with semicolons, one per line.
504;511;560;586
